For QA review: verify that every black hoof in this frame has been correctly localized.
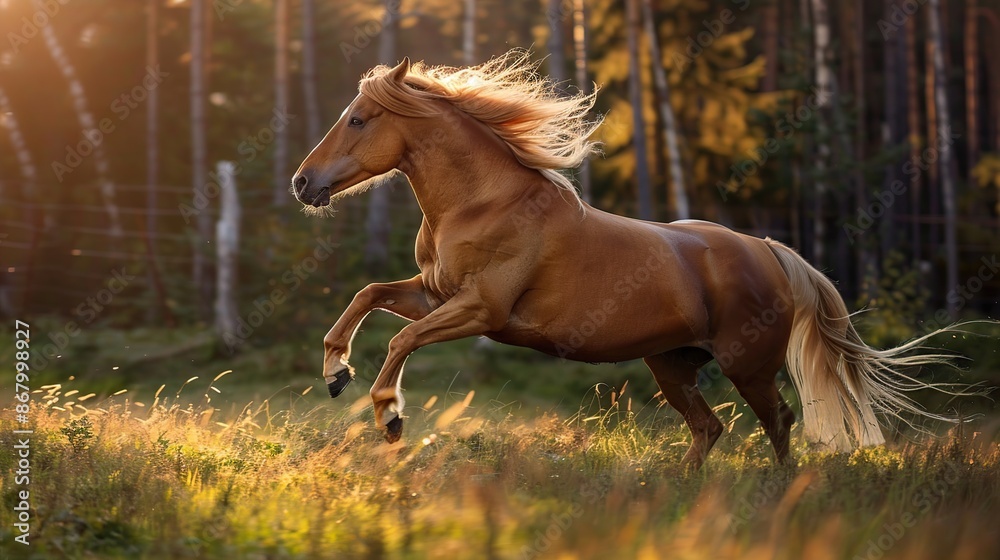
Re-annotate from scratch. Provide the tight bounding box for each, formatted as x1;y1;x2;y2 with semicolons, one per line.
384;416;403;443
326;374;352;398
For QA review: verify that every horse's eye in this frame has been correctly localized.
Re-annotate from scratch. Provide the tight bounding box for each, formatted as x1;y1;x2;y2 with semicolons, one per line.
349;117;364;127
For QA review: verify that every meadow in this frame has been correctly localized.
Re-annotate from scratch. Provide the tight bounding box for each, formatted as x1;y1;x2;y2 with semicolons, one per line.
1;317;999;559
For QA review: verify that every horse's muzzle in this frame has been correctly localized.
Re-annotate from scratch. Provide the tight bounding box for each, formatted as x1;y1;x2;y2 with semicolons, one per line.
291;170;333;207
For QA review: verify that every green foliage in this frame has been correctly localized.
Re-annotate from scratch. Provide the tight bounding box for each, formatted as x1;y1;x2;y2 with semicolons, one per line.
60;417;95;453
587;0;783;215
855;251;930;347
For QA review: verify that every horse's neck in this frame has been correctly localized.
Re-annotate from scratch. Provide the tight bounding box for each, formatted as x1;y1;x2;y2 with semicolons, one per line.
398;126;542;227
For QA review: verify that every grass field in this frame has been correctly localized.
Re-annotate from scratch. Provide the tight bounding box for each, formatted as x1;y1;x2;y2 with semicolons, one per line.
2;319;999;559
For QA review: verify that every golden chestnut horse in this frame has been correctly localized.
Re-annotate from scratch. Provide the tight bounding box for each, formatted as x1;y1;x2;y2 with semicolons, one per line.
292;52;965;468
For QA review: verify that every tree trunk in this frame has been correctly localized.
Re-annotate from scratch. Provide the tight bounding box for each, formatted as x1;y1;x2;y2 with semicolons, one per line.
983;8;1000;155
464;0;476;65
0;87;39;314
364;0;398;274
905;13;923;270
146;0;174;327
852;0;876;296
0;88;36;199
981;8;1000;223
214;161;240;351
881;0;904;260
762;1;779;91
191;0;213;318
810;0;831;267
982;8;1000;154
273;0;290;206
40;23;122;239
928;0;960;318
547;0;567;85
573;0;592;202
302;0;322;146
626;0;652;220
641;0;688;220
965;0;979;176
925;36;940;250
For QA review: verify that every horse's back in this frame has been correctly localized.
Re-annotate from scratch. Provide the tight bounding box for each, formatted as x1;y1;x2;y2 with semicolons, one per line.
491;208;792;363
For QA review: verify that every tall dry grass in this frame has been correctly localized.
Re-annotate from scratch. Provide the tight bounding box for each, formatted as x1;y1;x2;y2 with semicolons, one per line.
1;377;999;559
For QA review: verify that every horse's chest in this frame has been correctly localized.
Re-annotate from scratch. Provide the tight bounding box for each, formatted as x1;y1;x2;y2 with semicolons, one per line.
415;241;461;305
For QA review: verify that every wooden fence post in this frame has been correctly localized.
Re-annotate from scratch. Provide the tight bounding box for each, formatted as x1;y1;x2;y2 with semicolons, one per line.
214;161;240;347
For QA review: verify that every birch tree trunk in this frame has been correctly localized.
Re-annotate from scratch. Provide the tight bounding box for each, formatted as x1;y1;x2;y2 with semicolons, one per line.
547;0;567;85
641;0;688;220
573;0;591;202
39;17;122;238
302;0;322;146
273;0;290;205
214;161;240;350
464;0;476;65
626;0;652;220
928;0;960;318
364;0;398;274
809;0;831;267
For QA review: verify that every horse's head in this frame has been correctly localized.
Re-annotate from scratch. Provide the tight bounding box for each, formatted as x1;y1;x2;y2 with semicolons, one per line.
291;59;412;209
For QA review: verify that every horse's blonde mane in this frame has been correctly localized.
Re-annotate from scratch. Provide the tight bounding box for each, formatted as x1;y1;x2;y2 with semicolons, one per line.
359;50;602;197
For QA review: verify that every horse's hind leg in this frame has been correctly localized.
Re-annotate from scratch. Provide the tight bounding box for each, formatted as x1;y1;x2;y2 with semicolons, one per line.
727;361;796;464
644;349;722;469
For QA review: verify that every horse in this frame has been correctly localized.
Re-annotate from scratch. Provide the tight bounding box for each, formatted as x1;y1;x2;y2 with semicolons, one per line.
290;51;968;468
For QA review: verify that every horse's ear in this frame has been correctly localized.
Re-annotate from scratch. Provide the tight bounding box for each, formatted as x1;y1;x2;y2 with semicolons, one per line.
387;57;410;83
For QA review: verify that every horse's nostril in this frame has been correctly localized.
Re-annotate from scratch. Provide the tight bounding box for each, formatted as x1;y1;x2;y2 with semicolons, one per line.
293;175;308;195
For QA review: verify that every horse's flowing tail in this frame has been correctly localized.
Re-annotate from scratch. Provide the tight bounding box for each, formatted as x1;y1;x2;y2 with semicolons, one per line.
765;239;973;452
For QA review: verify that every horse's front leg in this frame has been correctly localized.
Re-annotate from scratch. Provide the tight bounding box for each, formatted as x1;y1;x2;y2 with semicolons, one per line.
369;292;501;442
323;275;433;398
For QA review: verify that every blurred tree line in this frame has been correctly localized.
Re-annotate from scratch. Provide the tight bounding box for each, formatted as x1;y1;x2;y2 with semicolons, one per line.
0;0;997;349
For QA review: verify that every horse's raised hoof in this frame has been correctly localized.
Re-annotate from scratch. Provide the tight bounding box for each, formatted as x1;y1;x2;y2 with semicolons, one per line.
384;416;403;443
326;374;352;398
